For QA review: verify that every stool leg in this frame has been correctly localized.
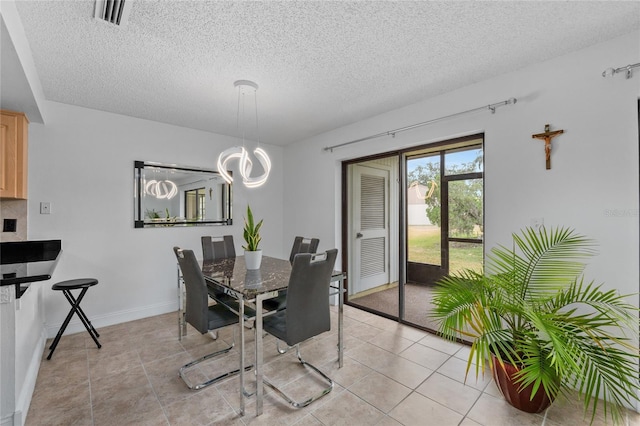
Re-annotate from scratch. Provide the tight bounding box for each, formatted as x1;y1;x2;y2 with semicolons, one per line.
62;289;101;349
63;289;100;338
46;289;84;359
47;288;101;360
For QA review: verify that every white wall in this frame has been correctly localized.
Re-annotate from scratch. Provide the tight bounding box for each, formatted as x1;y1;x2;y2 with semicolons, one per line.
27;101;284;335
283;30;639;314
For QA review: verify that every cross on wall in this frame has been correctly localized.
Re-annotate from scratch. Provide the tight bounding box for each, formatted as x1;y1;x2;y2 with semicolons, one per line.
532;124;565;170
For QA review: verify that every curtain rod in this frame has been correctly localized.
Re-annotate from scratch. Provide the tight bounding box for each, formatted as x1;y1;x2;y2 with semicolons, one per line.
323;97;517;152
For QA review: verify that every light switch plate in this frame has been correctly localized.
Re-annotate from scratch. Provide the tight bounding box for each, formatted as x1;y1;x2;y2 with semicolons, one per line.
40;202;51;214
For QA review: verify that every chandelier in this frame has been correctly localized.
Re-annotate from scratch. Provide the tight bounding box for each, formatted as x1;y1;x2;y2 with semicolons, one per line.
217;80;271;188
145;179;178;199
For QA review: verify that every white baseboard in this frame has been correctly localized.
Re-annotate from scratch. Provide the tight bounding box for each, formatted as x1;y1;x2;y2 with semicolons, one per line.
13;327;46;426
0;415;13;426
45;300;178;338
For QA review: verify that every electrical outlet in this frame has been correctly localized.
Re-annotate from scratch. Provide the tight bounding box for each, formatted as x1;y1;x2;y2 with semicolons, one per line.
3;218;17;232
531;217;544;230
40;202;51;214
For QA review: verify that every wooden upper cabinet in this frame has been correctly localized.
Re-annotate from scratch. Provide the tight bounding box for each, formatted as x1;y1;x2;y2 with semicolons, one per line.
0;110;29;199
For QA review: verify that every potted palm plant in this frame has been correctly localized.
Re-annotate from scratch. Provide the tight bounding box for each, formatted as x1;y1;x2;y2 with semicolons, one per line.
431;226;639;424
243;204;263;270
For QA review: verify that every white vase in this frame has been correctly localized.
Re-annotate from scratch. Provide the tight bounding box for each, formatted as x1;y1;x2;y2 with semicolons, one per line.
244;249;263;270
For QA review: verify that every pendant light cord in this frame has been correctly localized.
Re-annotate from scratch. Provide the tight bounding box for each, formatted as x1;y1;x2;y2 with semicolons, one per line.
237;85;246;148
254;87;261;147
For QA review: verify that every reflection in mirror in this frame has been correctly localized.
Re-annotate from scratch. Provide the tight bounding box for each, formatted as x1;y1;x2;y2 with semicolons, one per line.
134;161;232;228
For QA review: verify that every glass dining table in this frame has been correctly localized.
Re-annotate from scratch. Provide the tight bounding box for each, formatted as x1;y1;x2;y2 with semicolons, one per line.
177;254;346;417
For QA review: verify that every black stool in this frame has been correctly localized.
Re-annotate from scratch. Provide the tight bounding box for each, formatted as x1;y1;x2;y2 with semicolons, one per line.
47;278;101;360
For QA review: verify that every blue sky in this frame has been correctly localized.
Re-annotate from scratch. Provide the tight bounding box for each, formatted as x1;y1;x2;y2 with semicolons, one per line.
407;148;482;174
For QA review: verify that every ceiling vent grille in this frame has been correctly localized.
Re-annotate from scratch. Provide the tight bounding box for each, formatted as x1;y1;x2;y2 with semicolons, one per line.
94;0;132;26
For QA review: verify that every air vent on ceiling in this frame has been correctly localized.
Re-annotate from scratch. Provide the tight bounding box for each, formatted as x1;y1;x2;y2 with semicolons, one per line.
94;0;132;26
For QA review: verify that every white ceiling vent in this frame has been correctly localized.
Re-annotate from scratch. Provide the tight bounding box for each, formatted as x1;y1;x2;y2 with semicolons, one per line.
94;0;132;26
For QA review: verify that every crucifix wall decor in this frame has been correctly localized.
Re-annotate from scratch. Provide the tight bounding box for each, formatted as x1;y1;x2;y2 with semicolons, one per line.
532;124;564;169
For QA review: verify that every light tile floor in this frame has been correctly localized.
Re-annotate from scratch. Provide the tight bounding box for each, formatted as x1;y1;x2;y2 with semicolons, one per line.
26;305;640;425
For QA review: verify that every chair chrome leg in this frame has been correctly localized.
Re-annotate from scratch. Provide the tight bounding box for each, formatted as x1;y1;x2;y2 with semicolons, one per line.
262;345;333;408
179;346;254;390
276;340;293;354
208;330;218;340
180;326;252;391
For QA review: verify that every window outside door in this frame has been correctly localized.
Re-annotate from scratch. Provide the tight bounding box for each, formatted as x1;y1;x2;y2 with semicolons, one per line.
405;141;483;329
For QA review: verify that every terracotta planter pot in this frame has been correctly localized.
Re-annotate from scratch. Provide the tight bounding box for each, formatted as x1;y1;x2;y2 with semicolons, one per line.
491;354;554;413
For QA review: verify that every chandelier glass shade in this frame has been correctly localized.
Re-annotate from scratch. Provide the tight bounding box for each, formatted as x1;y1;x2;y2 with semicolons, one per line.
216;80;271;188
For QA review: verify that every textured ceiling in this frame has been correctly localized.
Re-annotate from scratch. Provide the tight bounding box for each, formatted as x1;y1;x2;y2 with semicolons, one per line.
11;1;640;146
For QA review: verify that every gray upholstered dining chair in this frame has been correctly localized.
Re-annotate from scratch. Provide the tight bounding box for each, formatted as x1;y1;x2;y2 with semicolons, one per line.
261;249;338;408
201;235;236;261
262;236;319;313
200;235;237;334
288;236;320;264
173;246;252;390
200;235;257;337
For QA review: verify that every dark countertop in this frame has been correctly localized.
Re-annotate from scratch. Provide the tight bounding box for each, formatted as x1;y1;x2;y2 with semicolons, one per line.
1;240;62;298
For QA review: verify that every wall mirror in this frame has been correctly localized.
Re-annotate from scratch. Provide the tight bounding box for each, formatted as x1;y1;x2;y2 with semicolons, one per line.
134;161;232;228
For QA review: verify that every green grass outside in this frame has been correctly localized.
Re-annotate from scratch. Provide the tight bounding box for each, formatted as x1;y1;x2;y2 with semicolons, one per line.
408;225;483;274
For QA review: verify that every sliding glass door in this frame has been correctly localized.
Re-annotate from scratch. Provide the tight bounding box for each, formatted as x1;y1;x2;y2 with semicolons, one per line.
344;134;484;331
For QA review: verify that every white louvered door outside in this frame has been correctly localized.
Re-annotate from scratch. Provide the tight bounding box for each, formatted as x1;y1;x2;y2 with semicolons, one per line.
352;165;390;294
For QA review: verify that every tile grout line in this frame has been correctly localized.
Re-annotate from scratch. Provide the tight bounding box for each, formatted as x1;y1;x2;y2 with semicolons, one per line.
84;340;95;426
340;351;418;425
138;349;171;425
381;345;485;425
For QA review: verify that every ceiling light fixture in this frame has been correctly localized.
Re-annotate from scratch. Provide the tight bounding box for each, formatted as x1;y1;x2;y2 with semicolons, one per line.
216;80;271;189
601;62;640;79
145;179;178;199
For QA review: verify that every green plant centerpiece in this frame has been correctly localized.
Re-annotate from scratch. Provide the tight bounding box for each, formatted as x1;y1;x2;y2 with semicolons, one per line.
431;226;639;424
242;204;264;270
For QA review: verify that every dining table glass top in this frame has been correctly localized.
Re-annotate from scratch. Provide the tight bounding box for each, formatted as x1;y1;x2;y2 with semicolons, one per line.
200;255;292;297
